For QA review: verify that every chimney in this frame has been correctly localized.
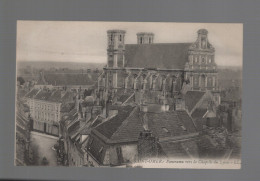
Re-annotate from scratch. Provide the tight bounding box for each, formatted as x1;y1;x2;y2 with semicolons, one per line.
142;113;149;131
137;130;158;159
140;104;148;113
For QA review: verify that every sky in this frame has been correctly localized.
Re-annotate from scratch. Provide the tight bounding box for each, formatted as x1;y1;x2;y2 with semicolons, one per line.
17;21;243;67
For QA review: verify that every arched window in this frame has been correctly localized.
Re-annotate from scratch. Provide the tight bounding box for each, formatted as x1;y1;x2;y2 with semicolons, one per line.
202;57;205;63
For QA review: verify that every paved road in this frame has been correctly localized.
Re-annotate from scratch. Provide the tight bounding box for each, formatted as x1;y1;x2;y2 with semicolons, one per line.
30;131;58;166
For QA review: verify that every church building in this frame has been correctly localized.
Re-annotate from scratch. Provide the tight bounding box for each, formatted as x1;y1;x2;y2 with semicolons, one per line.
98;28;219;107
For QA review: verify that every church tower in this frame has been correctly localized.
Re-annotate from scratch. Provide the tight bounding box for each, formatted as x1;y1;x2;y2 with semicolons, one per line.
185;29;218;91
106;30;126;89
137;32;154;44
107;30;126;68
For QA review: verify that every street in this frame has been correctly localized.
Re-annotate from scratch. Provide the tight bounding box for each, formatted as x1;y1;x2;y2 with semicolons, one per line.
30;131;58;166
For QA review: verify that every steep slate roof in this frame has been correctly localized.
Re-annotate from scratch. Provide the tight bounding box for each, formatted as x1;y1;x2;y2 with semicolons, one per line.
191;108;208;130
124;43;192;69
26;89;75;103
95;106;135;139
25;89;39;98
191;108;207;119
185;91;206;112
146;110;197;139
114;88;135;103
93;107;196;144
88;107;198;164
86;135;107;164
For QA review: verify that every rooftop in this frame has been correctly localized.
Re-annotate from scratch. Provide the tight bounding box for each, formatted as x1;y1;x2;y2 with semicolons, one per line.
124;43;192;69
185;91;206;112
92;106;197;144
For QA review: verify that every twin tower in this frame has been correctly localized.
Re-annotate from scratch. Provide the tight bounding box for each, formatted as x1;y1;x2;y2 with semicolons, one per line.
107;30;154;68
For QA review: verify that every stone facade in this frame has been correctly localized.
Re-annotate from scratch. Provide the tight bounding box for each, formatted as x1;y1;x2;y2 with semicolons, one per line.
98;29;219;105
184;29;218;91
27;96;61;136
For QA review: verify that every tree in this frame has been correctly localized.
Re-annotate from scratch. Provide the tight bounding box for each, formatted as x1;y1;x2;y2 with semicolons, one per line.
17;77;25;85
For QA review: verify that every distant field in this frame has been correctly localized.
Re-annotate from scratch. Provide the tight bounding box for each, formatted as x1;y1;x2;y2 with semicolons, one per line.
17;61;106;70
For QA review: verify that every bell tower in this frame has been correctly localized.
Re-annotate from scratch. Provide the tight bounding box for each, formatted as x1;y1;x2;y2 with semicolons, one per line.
197;29;209;49
137;32;154;44
106;30;126;89
107;30;126;68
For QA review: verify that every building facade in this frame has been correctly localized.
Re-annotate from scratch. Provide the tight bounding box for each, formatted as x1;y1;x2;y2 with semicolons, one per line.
25;89;75;136
98;29;218;99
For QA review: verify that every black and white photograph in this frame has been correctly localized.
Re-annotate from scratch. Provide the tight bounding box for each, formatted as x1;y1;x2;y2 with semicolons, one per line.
15;21;242;168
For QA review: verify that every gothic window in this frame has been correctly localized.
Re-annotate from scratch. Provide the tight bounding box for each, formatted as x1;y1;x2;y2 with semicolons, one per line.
201;37;206;49
208;77;212;87
190;55;193;63
119;35;122;41
110;34;113;42
194;76;198;86
202;57;205;63
140;37;143;44
194;57;198;63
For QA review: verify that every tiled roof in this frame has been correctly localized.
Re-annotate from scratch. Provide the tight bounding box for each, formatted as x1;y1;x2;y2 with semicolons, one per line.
146;110;197;139
191;108;207;119
61;102;75;113
111;88;134;104
26;89;75;103
185;91;206;112
91;116;105;128
61;91;75;102
86;135;107;164
34;90;52;101
95;106;135;139
68;120;80;137
191;108;208;130
93;106;196;144
24;89;39;98
125;43;192;69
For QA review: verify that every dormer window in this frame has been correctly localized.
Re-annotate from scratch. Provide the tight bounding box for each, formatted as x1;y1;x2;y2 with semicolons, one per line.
181;125;187;131
99;147;103;153
202;57;205;63
194;57;198;63
162;127;169;133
